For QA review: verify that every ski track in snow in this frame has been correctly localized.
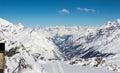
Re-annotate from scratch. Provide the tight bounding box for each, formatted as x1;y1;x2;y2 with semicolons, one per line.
51;62;65;73
57;62;65;73
52;63;57;73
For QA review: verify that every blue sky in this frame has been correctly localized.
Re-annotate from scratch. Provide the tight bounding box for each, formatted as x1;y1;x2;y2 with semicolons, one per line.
0;0;120;27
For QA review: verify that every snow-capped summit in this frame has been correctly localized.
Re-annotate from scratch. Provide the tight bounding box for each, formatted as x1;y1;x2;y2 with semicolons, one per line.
0;18;13;26
116;19;120;23
103;19;120;29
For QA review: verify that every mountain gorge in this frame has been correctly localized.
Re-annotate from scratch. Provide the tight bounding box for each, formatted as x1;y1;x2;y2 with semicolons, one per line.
0;18;120;73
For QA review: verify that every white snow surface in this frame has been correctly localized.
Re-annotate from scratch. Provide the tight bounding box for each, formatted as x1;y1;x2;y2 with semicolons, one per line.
41;61;118;73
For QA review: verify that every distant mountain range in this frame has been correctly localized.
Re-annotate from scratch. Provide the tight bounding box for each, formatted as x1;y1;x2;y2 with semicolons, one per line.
0;18;120;73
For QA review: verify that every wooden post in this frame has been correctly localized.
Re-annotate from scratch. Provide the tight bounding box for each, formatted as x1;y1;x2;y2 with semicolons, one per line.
0;43;5;73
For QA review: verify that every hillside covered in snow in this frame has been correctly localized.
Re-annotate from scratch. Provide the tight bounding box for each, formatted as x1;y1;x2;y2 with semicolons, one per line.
0;18;120;73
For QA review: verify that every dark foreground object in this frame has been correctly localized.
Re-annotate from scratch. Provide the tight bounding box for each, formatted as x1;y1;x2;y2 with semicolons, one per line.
0;43;5;73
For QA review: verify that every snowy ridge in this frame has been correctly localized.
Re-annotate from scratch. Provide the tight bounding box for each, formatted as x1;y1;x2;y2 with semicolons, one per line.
0;18;120;73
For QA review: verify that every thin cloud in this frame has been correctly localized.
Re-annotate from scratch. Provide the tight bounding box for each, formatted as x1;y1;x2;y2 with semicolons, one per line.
77;7;96;12
59;9;70;14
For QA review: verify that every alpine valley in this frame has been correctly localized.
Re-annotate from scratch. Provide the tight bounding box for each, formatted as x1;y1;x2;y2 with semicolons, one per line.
0;18;120;73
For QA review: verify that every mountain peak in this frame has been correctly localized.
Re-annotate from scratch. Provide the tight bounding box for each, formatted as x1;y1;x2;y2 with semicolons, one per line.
0;18;13;26
102;19;120;28
116;19;120;23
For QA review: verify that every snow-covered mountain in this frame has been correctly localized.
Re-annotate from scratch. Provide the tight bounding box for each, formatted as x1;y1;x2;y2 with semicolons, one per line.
0;18;66;73
49;19;120;72
52;19;120;60
0;18;120;73
0;18;66;60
